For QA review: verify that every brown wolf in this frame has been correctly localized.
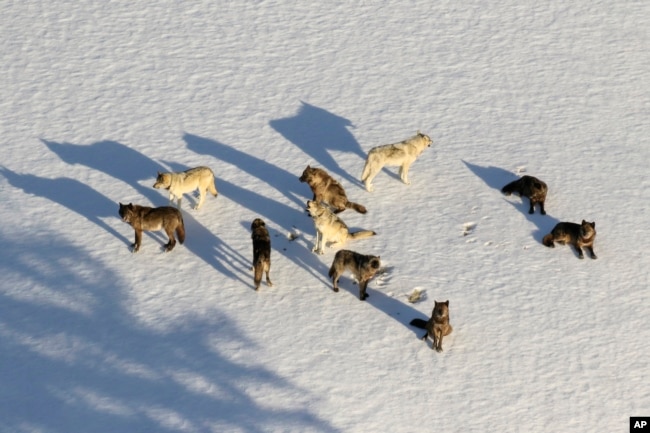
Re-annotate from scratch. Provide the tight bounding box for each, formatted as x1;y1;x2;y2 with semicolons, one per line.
361;131;432;192
328;249;381;300
153;166;218;210
306;200;376;254
409;300;453;352
542;220;597;259
299;165;367;214
118;202;185;252
501;175;548;215
251;218;273;291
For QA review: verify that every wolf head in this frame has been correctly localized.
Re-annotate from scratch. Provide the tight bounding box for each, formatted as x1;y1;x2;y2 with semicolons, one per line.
306;200;328;218
153;172;172;189
118;202;135;222
416;130;432;147
432;300;450;321
369;256;381;270
579;220;596;240
251;218;266;231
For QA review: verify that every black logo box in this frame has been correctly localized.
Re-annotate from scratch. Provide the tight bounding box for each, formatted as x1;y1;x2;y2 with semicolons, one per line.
631;417;650;431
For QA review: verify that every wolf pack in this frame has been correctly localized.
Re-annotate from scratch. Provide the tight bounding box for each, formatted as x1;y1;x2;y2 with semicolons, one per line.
119;131;597;353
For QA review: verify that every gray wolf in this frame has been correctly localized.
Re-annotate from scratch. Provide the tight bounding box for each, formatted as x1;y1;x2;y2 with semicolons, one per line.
251;218;273;290
409;300;453;352
153;166;218;210
502;175;548;215
361;131;432;192
306;200;376;254
299;165;367;213
328;249;381;300
542;220;597;259
118;202;185;252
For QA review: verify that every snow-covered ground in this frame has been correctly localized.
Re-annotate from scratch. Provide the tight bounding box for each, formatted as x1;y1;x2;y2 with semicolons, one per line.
1;1;649;432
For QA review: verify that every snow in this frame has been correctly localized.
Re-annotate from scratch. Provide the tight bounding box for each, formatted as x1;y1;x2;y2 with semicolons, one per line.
1;1;649;432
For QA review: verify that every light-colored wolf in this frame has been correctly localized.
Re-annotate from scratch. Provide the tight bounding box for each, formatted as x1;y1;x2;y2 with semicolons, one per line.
153;166;218;210
299;165;367;214
328;249;381;300
409;300;453;352
361;131;432;192
543;220;597;259
118;202;185;252
250;218;273;291
306;200;376;254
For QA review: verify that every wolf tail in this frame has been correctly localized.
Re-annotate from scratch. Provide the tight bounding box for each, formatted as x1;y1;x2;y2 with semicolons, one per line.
346;202;367;214
208;178;218;197
177;215;186;244
409;318;428;329
253;260;264;289
349;230;376;240
327;263;335;279
542;233;554;247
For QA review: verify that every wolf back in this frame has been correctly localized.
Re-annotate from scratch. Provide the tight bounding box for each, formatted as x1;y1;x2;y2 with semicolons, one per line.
409;300;453;352
251;218;273;290
306;200;376;254
360;131;432;192
299;165;367;214
118;202;185;252
328;249;381;300
153;166;218;210
501;175;548;215
543;220;597;259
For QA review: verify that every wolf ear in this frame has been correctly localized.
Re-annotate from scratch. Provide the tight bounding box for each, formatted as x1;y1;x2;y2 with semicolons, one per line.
444;300;449;306
582;219;586;224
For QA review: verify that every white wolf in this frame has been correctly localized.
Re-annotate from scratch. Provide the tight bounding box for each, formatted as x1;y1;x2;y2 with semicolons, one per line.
361;131;432;192
153;166;218;210
306;200;376;254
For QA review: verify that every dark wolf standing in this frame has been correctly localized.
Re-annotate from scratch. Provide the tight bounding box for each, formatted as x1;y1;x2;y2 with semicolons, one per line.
409;300;453;352
251;218;273;290
118;202;185;252
543;220;597;259
501;175;548;215
328;249;381;301
299;165;367;214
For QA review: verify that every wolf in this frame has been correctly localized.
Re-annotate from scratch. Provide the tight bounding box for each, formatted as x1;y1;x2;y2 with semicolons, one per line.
409;300;453;352
299;165;367;214
542;220;597;259
502;175;548;215
306;200;376;254
153;166;218;210
118;202;185;252
250;218;273;291
360;131;433;192
328;250;381;300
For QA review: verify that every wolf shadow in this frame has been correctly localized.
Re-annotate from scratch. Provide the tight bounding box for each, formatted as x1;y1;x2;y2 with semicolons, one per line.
41;139;167;205
270;101;364;186
462;160;560;243
0;167;129;244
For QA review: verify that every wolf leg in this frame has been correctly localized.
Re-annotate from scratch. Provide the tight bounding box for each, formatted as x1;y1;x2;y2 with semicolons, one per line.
133;229;142;252
586;246;597;259
399;163;411;185
163;227;177;252
359;280;369;300
572;244;585;259
194;189;205;210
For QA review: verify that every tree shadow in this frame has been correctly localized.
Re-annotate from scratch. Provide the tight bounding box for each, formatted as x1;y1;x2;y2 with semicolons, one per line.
183;133;307;208
462;160;560;243
0;167;129;245
0;231;339;433
41;139;166;205
269;102;364;185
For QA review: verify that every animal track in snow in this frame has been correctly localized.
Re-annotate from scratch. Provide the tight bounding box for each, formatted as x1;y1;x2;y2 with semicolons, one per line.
462;222;476;236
